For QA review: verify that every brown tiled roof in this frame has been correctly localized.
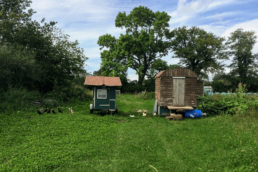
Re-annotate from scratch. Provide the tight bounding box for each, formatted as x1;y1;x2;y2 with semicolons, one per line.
155;71;165;78
84;76;122;86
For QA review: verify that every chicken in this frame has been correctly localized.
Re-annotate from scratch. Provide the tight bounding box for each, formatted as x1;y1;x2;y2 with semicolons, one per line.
70;107;74;114
40;107;44;113
47;107;51;114
57;106;62;113
37;107;43;115
51;108;56;114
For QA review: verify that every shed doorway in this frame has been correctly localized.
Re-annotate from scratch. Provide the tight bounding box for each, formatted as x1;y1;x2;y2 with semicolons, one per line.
173;77;185;106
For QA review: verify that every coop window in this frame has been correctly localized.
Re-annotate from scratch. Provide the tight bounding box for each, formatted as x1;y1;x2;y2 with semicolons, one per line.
97;89;107;99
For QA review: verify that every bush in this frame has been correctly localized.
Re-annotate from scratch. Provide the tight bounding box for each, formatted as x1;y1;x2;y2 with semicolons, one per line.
121;83;146;94
0;86;41;114
212;81;232;92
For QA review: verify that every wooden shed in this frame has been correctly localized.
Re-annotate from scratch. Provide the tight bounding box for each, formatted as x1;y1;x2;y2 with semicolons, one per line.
153;68;204;116
84;76;122;114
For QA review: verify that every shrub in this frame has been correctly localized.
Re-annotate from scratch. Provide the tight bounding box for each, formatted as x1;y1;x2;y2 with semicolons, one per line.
0;86;41;114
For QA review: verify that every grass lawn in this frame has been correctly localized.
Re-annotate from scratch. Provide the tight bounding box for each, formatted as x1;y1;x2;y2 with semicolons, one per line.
0;94;258;172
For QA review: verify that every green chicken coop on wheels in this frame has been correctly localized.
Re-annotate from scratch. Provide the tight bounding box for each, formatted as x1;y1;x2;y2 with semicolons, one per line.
84;76;122;114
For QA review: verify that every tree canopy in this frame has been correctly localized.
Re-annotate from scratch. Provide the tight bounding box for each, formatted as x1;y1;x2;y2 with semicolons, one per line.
0;0;88;94
97;6;174;85
171;26;229;80
223;28;258;91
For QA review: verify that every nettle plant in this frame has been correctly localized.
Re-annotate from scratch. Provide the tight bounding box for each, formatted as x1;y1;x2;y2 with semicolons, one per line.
198;82;258;115
228;82;248;99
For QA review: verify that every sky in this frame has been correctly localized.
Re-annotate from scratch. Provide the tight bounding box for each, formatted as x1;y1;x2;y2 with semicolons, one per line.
29;0;258;81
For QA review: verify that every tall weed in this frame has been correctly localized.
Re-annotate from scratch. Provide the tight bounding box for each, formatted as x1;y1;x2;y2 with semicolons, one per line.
0;86;41;114
199;82;258;116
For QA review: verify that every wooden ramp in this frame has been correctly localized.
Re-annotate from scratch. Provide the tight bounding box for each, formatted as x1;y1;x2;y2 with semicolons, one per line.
167;106;194;110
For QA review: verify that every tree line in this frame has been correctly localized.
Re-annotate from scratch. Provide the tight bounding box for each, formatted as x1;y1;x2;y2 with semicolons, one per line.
0;0;88;96
96;6;258;93
1;1;257;99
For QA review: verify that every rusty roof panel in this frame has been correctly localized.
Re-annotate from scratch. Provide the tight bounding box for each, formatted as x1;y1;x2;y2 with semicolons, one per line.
84;76;122;86
204;86;212;89
104;76;122;86
84;76;103;86
155;71;165;78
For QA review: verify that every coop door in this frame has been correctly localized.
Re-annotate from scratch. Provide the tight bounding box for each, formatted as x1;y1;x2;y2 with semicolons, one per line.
173;77;185;106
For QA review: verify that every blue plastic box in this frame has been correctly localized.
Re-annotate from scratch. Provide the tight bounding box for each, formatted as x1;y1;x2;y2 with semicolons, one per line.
184;110;202;118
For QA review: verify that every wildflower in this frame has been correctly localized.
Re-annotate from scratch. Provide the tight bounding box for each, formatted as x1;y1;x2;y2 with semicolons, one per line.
242;150;245;152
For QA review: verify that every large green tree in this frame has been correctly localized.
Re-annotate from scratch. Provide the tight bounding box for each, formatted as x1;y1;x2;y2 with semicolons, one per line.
0;42;42;91
0;0;88;94
171;26;229;79
224;28;258;91
145;58;182;82
97;6;174;85
0;0;35;44
38;26;88;94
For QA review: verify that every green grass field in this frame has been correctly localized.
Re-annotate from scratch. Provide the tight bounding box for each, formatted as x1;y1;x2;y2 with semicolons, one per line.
1;94;258;172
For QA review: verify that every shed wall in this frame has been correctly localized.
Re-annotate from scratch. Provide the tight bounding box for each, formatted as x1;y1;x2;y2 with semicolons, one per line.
155;78;161;105
196;80;204;97
184;77;197;107
162;68;198;78
156;68;204;108
159;76;173;106
158;77;203;107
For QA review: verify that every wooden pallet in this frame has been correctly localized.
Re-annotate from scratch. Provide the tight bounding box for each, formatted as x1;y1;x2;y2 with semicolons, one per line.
166;116;174;120
166;114;183;121
167;106;194;110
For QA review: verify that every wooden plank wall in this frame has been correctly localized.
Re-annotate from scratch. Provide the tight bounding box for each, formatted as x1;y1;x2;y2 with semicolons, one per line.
155;78;161;105
159;76;173;106
184;77;197;107
156;68;202;107
162;68;198;78
196;80;204;96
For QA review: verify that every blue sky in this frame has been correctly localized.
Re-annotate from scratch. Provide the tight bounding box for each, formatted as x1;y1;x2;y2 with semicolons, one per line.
29;0;258;81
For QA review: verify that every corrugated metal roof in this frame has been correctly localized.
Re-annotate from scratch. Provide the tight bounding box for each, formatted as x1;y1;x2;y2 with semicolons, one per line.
155;71;165;78
204;86;212;89
84;76;122;86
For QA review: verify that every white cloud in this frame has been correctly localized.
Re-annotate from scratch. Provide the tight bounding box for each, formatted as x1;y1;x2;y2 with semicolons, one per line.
177;0;213;15
31;0;119;23
127;74;139;81
168;0;237;28
84;61;102;70
169;11;192;25
198;24;227;36
221;18;258;54
83;47;102;58
204;12;236;20
208;0;237;9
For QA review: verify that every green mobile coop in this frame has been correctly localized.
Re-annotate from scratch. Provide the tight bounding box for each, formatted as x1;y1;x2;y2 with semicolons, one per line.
84;76;122;114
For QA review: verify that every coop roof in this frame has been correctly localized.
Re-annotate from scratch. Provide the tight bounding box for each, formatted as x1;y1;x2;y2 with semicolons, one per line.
155;68;199;79
204;86;212;89
84;76;122;86
155;71;165;78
